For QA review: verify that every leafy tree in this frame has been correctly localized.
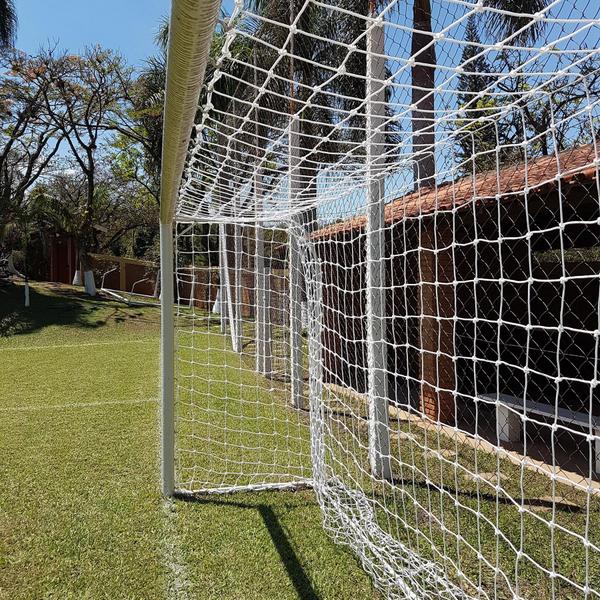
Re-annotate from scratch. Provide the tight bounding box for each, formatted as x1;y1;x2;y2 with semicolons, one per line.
111;21;168;202
31;161;158;265
454;16;501;174
0;51;64;282
37;46;133;294
494;50;600;157
0;52;64;221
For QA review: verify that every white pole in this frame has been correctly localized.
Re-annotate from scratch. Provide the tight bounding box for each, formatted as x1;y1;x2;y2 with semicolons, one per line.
158;0;222;498
255;221;266;373
234;223;243;353
264;266;273;376
188;271;196;309
219;226;227;333
289;222;304;408
253;50;267;375
221;223;240;352
154;267;161;299
24;279;30;307
305;241;325;478
160;221;175;497
289;116;305;409
366;8;391;480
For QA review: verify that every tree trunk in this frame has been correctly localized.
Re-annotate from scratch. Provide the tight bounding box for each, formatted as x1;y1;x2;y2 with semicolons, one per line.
80;167;97;296
411;0;436;189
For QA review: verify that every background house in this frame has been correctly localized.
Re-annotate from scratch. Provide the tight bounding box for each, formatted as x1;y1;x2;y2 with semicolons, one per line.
313;144;600;467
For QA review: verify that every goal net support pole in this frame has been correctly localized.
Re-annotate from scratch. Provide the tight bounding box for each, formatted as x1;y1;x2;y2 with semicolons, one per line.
365;8;391;480
254;192;272;375
218;226;228;334
289;116;306;409
220;223;242;353
234;224;243;353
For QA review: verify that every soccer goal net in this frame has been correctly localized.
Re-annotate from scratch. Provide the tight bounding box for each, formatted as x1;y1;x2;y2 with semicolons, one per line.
161;0;600;597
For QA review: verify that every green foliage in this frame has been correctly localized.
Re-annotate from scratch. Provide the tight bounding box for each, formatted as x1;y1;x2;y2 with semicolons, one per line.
454;17;503;174
0;51;64;242
495;50;600;157
483;0;549;45
0;43;164;270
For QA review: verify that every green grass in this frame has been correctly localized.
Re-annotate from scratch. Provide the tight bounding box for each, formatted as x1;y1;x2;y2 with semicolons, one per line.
171;303;600;598
3;279;598;599
0;280;376;600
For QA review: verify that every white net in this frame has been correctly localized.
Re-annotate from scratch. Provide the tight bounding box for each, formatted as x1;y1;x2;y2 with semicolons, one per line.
171;0;600;597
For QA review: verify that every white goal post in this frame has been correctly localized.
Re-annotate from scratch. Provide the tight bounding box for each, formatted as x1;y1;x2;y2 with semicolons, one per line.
160;0;600;597
159;0;222;496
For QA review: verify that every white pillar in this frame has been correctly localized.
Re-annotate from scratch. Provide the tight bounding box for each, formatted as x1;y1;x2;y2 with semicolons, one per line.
154;267;161;298
263;266;273;376
594;429;600;475
496;404;521;443
288;116;305;409
160;221;175;497
289;221;304;408
219;225;227;333
188;271;196;309
221;223;240;352
306;242;325;475
83;270;97;296
366;10;391;480
234;223;243;353
252;50;271;376
255;221;268;373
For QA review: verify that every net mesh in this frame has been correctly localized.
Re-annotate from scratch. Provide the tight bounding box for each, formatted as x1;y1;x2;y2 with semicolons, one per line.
172;0;600;597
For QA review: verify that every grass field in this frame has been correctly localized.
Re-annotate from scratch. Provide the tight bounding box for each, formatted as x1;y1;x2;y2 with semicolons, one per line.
0;280;376;600
170;291;600;598
3;279;599;599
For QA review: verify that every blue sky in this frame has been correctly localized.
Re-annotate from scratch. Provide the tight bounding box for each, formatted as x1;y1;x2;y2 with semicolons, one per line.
14;0;170;67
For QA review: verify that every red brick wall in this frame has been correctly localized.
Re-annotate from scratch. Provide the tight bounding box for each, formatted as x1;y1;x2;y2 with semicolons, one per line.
47;233;78;284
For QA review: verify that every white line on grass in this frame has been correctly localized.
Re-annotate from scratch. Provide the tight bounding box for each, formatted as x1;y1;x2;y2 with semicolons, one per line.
0;397;158;413
0;338;157;352
162;499;192;600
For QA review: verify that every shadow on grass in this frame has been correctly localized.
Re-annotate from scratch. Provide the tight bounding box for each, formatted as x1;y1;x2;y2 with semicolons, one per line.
175;493;320;600
387;477;585;513
0;279;154;338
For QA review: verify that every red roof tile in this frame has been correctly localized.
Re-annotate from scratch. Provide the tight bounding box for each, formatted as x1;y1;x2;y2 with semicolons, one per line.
313;144;600;240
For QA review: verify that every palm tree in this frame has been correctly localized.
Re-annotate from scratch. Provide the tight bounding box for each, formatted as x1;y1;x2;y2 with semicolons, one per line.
246;0;344;224
246;0;403;230
484;0;549;45
411;0;436;188
0;0;17;49
409;0;549;187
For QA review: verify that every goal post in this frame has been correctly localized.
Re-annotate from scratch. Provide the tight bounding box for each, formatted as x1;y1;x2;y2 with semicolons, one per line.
159;222;175;497
159;0;222;497
160;0;600;596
